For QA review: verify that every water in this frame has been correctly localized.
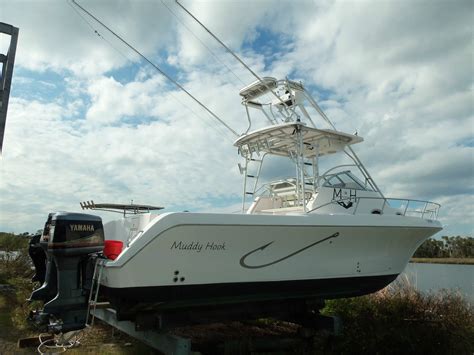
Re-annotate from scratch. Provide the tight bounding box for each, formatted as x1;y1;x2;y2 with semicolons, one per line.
0;250;20;259
398;263;474;303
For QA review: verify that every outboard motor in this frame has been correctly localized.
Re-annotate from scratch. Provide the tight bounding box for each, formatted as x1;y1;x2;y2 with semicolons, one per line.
29;212;104;333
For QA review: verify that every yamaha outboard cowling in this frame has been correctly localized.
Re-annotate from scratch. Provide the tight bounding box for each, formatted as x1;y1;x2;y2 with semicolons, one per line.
29;212;104;333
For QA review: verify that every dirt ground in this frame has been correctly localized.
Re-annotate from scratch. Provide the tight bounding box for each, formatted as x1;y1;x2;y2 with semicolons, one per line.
1;317;311;355
0;287;311;355
1;322;153;354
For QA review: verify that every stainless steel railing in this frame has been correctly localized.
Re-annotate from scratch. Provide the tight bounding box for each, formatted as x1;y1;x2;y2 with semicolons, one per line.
308;196;441;220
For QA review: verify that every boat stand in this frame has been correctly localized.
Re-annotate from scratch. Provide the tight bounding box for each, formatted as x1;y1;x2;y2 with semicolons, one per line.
92;308;193;355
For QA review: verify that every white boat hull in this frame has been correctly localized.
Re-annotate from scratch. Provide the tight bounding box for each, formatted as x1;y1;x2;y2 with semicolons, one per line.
100;212;441;310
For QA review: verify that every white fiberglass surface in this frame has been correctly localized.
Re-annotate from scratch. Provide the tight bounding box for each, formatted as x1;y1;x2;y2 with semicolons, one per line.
100;213;441;288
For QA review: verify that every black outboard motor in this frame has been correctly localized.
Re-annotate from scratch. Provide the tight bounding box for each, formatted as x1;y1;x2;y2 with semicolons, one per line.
29;212;104;333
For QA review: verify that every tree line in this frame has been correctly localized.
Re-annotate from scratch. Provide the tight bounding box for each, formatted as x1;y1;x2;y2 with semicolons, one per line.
414;236;473;258
0;232;29;251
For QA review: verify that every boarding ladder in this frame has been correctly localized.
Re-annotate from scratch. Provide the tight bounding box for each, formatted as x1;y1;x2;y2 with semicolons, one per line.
298;156;317;208
302;156;317;192
85;257;105;327
239;157;264;211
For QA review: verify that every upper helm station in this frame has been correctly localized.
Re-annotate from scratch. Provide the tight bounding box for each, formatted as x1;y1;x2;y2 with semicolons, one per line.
233;78;440;219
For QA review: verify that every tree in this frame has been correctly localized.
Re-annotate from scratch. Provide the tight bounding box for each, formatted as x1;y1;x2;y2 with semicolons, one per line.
414;236;474;258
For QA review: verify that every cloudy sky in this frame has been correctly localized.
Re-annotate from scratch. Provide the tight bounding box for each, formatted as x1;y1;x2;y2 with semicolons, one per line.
0;0;472;236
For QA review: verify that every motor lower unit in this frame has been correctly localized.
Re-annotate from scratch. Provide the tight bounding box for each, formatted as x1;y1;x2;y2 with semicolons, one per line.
28;212;104;333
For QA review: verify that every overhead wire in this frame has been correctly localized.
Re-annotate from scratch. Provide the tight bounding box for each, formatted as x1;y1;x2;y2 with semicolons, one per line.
67;0;136;64
167;90;237;142
175;0;293;117
157;0;249;140
68;0;235;142
159;0;246;86
173;0;345;133
70;0;239;138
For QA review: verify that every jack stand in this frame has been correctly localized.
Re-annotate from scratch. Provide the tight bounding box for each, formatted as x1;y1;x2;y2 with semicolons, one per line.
294;299;342;337
92;308;193;355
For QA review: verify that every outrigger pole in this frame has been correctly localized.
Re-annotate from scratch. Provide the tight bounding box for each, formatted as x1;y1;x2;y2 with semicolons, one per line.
175;0;293;115
70;0;239;137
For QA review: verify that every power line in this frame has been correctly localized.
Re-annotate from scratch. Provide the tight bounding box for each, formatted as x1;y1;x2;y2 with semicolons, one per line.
159;0;246;86
68;1;235;142
67;0;136;63
175;0;292;114
70;0;239;137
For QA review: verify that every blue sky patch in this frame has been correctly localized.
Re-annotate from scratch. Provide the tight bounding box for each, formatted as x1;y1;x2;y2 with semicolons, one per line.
458;137;474;148
120;114;160;127
13;68;67;103
242;27;294;70
106;63;140;84
305;83;336;102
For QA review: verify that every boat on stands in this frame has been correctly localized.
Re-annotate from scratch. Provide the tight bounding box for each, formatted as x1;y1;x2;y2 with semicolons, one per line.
91;78;441;319
29;77;441;333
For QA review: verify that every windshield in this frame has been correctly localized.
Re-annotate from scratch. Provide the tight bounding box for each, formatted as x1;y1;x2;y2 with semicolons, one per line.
321;171;372;191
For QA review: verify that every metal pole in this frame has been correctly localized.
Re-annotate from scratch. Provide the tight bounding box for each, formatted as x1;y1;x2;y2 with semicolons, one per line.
242;157;249;212
296;125;306;211
0;22;19;153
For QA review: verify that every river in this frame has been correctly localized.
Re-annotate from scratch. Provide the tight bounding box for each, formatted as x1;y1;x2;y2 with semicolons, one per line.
397;262;474;303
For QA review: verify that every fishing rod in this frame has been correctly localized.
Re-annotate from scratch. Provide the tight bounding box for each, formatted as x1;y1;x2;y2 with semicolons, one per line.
70;0;239;137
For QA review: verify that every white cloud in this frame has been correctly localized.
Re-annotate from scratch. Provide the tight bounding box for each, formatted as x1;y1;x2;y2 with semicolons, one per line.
0;0;472;236
1;0;177;76
0;96;241;231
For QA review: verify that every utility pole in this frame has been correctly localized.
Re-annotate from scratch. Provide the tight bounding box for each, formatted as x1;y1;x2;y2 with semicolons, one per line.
0;22;19;154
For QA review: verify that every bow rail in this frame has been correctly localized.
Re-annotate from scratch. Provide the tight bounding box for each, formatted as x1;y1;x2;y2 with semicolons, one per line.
309;196;441;220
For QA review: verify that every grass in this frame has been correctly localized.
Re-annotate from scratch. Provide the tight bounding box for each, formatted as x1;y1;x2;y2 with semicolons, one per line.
322;278;474;354
411;257;474;265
